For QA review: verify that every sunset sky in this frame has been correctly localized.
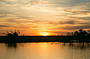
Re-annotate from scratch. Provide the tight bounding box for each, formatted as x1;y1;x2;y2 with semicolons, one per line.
0;0;90;36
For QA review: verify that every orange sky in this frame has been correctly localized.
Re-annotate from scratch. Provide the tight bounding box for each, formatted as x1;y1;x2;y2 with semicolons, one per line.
0;0;90;36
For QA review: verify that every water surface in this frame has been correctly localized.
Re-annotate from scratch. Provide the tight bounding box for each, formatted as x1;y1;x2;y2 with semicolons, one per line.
0;42;90;59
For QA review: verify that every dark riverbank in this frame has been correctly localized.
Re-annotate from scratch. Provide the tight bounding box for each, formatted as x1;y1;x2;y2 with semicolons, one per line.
0;36;90;43
0;36;67;43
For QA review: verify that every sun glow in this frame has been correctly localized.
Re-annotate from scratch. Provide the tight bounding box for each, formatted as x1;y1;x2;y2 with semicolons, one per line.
40;32;49;36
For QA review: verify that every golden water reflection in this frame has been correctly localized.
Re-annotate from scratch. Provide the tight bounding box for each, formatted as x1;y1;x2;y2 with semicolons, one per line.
0;42;90;59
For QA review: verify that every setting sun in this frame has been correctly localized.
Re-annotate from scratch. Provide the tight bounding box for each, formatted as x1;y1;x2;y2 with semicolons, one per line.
40;32;49;36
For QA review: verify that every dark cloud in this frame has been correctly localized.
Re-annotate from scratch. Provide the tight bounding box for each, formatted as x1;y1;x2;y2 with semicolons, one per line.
52;31;68;34
64;10;90;15
50;0;90;7
0;25;9;27
59;20;90;25
0;11;11;17
0;11;33;19
5;19;33;24
79;17;90;20
62;25;90;30
60;20;75;24
0;0;10;4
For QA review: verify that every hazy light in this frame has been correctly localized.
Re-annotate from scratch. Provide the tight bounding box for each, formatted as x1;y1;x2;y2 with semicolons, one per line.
40;32;49;36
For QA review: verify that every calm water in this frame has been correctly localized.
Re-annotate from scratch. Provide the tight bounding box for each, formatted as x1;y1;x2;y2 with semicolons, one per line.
0;42;90;59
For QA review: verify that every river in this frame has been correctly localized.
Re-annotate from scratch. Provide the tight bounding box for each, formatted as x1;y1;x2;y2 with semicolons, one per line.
0;42;90;59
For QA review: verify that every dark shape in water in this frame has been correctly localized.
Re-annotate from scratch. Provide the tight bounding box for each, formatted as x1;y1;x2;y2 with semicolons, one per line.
5;43;17;48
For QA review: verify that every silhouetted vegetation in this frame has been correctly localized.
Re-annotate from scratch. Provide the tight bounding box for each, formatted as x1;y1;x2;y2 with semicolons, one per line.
71;29;90;46
5;31;20;43
0;29;90;47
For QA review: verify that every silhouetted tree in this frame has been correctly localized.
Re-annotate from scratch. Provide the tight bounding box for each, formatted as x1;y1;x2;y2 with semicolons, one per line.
78;29;87;36
72;29;89;46
6;30;20;43
74;31;79;36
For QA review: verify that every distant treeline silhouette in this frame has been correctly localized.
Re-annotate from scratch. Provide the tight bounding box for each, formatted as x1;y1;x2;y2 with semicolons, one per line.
72;29;90;43
0;30;20;43
72;29;90;36
62;29;90;46
0;29;90;45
